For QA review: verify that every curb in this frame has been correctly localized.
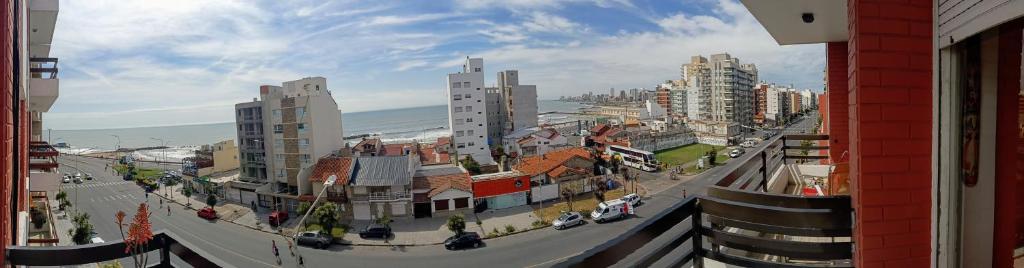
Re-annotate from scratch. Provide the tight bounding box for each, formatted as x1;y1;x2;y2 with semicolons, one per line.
152;190;286;237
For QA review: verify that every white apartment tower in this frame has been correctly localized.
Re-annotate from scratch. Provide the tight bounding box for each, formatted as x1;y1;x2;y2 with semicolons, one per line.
447;58;496;165
682;54;757;128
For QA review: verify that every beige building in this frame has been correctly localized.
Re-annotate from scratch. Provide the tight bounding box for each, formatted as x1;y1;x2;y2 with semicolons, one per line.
196;140;240;177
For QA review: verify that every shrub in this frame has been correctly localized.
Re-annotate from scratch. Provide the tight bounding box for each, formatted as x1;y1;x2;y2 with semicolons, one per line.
578;209;592;218
447;214;467;235
531;220;549;228
504;224;516;234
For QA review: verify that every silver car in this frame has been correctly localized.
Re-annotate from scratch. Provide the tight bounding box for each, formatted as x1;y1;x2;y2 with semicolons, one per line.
552;212;585;230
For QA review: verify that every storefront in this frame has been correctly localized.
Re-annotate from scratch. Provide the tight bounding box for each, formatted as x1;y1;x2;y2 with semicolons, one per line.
471;172;530;211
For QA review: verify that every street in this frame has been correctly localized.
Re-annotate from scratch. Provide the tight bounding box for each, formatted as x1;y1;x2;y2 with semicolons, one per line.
50;114;819;268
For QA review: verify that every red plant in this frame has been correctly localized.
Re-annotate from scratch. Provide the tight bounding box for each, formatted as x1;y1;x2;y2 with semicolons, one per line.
118;204;154;268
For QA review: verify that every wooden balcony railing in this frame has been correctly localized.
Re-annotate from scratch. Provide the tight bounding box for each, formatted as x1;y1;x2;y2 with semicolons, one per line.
556;134;853;267
7;230;231;267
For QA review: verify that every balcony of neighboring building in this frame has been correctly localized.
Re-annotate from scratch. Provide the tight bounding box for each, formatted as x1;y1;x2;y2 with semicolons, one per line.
351;190;412;202
559;134;853;267
26;192;58;246
28;0;58;59
30;142;61;193
28;58;59;113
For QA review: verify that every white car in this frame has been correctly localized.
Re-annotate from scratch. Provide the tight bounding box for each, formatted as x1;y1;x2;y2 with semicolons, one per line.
552;212;585;230
90;237;105;244
591;200;632;223
620;193;643;207
62;176;71;183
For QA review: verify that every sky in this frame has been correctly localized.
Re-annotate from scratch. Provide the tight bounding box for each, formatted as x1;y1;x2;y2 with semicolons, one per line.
46;0;824;130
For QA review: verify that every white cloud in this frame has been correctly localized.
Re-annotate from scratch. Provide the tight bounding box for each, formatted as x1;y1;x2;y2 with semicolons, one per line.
395;60;429;71
523;12;581;33
454;0;633;11
362;13;461;27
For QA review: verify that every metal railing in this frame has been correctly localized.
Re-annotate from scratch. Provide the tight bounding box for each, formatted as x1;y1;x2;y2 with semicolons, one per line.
353;191;412;202
29;57;58;79
7;230;232;267
555;134;850;268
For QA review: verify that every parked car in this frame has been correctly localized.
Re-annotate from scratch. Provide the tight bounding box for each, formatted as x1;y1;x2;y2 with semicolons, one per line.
62;176;71;183
444;232;483;250
90;236;105;244
197;207;217;220
552;211;585;230
295;231;332;249
620;193;643;207
358;224;392;239
73;176;83;184
591;199;632;223
83;173;93;180
269;211;289;227
728;148;745;158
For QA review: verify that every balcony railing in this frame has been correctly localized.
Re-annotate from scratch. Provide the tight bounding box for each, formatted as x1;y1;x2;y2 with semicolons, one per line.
29;57;58;79
557;134;852;267
7;230;230;267
352;191;411;202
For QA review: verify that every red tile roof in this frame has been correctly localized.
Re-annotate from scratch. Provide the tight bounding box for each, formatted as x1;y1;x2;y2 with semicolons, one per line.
382;143;409;156
352;138;382;153
413;172;473;198
436;136;451;146
308;156;353;185
546;165;588;179
590;124;609;134
514;147;593;176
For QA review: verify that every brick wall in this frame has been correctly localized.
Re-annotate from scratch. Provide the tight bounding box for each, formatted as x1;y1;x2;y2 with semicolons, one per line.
0;0;12;262
827;42;849;163
848;0;933;266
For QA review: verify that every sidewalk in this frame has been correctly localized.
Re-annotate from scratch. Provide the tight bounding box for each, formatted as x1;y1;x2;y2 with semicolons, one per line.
156;183;297;236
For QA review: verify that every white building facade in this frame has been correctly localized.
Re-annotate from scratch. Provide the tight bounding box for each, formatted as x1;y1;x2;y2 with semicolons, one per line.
447;58;495;165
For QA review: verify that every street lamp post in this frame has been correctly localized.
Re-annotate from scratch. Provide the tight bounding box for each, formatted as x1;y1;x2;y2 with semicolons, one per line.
291;175;338;262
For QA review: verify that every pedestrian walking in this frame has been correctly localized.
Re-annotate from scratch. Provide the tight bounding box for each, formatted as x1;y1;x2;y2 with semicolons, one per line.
159;198;163;208
272;240;281;265
682;188;687;198
167;205;171;216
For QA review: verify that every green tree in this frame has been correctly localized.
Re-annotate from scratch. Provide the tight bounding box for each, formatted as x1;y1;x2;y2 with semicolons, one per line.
182;187;192;207
460;156;482;175
447;214;467;235
68;212;94;245
206;194;217;208
297;201;312;215
313;202;339;237
800;140;814;164
56;190;70;211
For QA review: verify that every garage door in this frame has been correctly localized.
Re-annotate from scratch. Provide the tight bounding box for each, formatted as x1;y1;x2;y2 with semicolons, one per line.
414;203;432;218
353;204;371;220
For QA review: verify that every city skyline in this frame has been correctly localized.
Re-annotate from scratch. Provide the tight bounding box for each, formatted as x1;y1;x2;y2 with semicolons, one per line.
45;0;824;130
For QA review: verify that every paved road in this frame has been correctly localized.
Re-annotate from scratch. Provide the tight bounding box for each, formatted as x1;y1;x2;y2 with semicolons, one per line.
52;114;818;268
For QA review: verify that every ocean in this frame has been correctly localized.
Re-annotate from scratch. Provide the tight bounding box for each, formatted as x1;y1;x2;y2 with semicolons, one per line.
47;100;591;160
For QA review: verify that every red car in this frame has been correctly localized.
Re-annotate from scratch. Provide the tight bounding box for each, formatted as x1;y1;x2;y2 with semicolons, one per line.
269;211;288;226
197;207;217;220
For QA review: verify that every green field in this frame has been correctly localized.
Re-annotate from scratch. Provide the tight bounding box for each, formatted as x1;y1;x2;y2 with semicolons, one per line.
654;143;727;166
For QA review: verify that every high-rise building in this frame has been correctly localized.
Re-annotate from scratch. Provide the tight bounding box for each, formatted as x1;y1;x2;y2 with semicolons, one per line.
754;84;768;125
685;77;705;121
790;90;803;115
630;88;640;102
670;82;687;118
485;86;503;146
655;82;672;115
447;58;495;165
235;77;345;209
682;53;758;128
498;70;538;134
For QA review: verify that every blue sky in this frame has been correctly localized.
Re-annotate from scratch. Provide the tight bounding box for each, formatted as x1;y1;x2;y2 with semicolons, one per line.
46;0;824;130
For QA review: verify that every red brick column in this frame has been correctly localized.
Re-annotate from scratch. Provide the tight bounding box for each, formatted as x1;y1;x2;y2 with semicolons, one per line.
848;0;933;266
826;42;849;163
0;0;13;263
994;18;1023;268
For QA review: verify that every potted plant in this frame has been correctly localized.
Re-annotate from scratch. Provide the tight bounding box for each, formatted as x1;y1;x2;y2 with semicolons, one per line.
30;206;46;229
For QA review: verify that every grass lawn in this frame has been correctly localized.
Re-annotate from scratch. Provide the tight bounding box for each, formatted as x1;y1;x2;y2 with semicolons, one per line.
298;223;348;237
114;164;162;180
654;143;726;166
534;188;628;222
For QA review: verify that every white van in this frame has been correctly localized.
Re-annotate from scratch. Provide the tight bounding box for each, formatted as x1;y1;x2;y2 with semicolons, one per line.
591;200;633;223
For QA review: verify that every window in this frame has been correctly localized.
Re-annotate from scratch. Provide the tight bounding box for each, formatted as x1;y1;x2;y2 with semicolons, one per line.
452;82;461;88
474;68;481;72
465;106;472;112
454;107;463;112
456;131;464;137
457;143;466;148
275;154;284;161
462;82;470;88
465;93;471;99
295;107;306;119
455;119;464;125
277;169;285;178
297;123;307;133
468;142;475;147
299;139;309;147
274;139;284;148
274;124;284;133
453;94;462;100
454;198;469;209
466;118;473;123
300;154;311;164
467;130;474;135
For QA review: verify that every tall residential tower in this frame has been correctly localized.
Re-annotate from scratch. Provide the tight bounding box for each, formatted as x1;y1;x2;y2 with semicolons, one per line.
446;58;495;165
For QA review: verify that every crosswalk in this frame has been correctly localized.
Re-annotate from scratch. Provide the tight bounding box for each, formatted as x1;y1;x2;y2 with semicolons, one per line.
88;194;140;203
62;181;133;189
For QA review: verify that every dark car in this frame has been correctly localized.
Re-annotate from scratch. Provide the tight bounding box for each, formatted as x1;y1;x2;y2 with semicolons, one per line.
295;231;332;249
444;232;483;250
269;211;289;227
358;224;392;239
